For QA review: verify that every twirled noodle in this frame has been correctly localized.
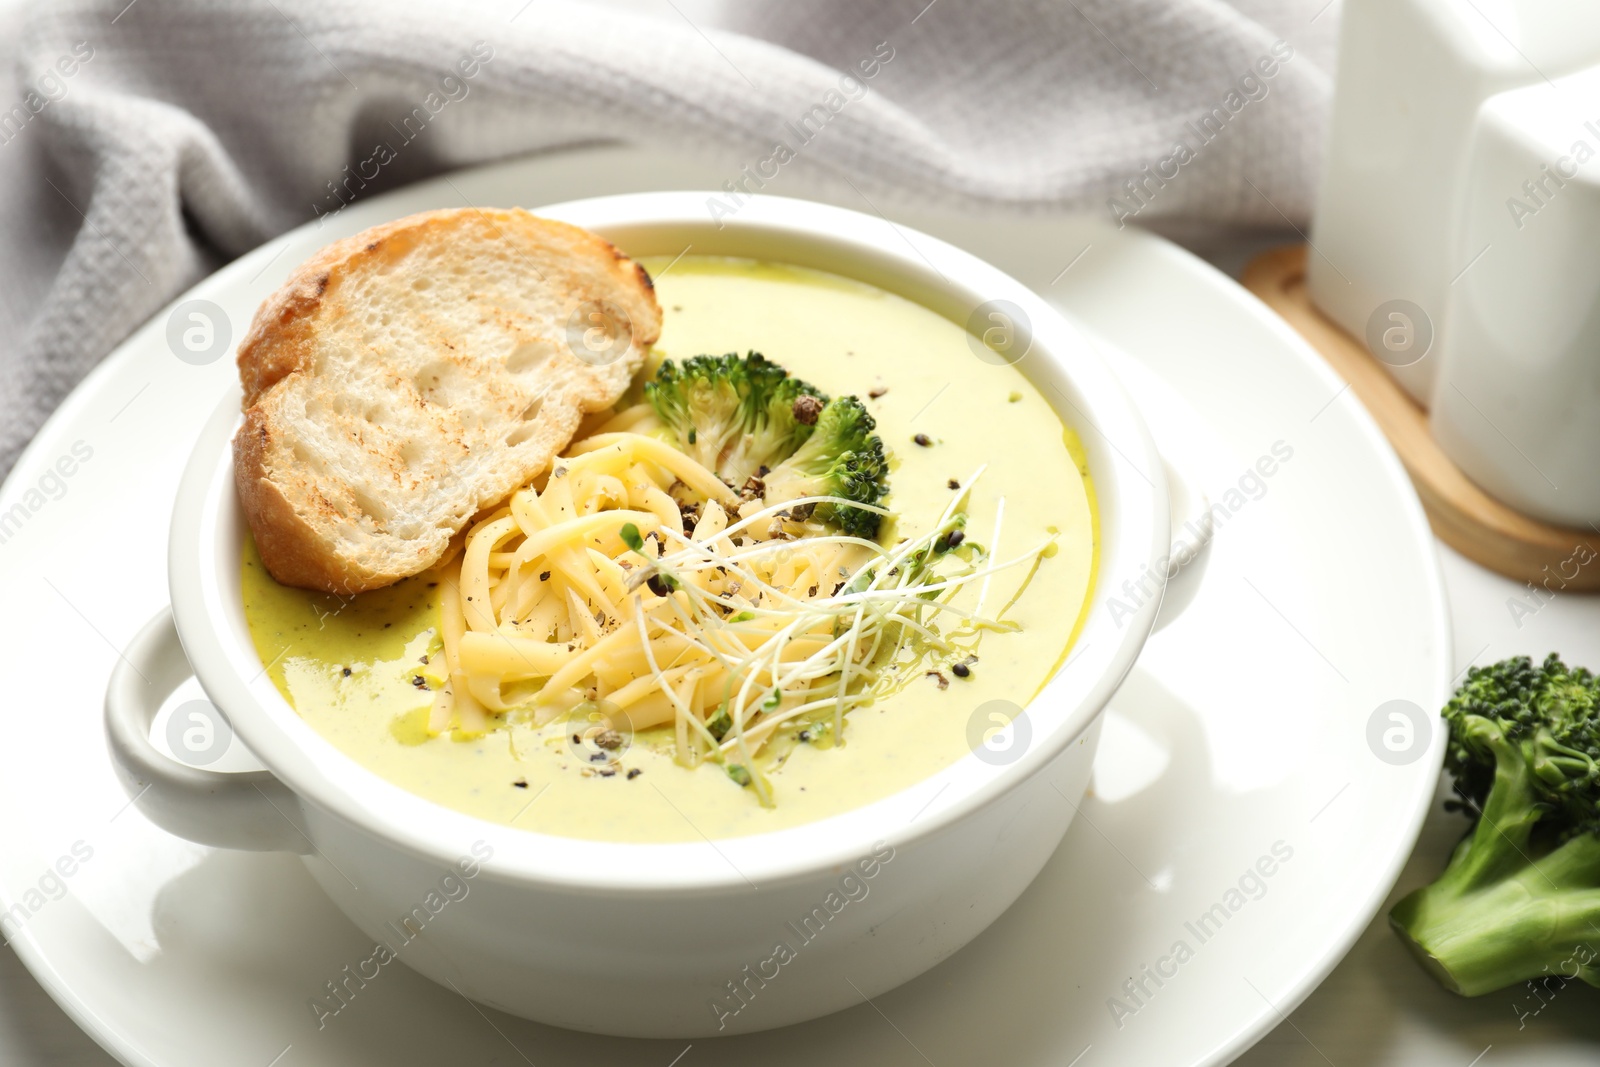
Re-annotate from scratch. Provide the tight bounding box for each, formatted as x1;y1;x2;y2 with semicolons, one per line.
430;431;1055;800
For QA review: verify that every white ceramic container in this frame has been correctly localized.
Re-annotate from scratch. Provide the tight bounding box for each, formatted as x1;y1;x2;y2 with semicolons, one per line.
1308;0;1600;404
102;193;1206;1038
1429;66;1600;526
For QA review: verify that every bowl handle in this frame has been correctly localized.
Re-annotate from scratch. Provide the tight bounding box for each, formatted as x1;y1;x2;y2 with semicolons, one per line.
104;608;311;853
1152;450;1213;632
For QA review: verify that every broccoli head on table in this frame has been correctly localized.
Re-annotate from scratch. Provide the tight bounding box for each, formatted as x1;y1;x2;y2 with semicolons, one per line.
1390;653;1600;996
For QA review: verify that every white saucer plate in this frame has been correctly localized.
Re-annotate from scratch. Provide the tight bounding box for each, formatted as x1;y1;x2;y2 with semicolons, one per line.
0;145;1450;1067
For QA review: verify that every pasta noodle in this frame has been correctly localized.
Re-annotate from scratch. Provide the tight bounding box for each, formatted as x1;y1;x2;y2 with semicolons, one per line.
429;431;1054;800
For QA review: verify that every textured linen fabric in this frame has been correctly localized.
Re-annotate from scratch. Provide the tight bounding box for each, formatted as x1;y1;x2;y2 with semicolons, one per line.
0;0;1339;478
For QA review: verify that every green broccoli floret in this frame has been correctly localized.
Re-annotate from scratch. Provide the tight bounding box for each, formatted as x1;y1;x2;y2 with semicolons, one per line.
1389;654;1600;996
645;351;824;486
761;396;889;540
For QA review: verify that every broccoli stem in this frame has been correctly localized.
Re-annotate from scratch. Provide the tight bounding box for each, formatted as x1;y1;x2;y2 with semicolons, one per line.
1444;726;1544;890
1391;833;1600;995
1390;729;1600;995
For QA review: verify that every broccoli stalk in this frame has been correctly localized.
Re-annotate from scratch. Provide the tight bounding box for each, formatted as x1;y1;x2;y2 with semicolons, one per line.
1389;654;1600;996
645;351;823;486
761;395;889;540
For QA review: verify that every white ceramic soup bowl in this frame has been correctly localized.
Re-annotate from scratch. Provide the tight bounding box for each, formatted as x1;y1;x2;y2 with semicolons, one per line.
105;192;1204;1038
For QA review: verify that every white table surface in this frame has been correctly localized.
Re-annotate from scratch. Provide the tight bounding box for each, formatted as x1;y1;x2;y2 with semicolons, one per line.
4;235;1598;1065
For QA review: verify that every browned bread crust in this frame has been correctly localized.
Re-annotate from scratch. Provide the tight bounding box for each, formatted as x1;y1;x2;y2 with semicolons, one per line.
233;208;660;593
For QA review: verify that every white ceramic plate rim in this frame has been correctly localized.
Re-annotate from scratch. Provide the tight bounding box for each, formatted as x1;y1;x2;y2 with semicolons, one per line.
1071;230;1452;1067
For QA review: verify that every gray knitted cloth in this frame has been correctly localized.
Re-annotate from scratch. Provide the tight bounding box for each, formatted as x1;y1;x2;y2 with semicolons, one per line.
0;0;1337;478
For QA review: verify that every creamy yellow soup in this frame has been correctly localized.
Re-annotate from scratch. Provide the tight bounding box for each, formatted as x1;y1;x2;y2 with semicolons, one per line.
242;257;1097;842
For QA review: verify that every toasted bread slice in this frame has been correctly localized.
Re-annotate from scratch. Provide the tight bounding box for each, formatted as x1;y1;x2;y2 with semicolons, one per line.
233;207;659;593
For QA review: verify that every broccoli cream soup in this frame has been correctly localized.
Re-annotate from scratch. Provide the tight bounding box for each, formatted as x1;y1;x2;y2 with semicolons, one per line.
242;257;1097;842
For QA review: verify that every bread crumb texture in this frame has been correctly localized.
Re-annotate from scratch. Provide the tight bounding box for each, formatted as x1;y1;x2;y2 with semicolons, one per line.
233;208;660;593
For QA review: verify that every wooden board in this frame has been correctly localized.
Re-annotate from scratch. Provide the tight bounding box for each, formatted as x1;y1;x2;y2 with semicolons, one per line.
1242;244;1600;591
